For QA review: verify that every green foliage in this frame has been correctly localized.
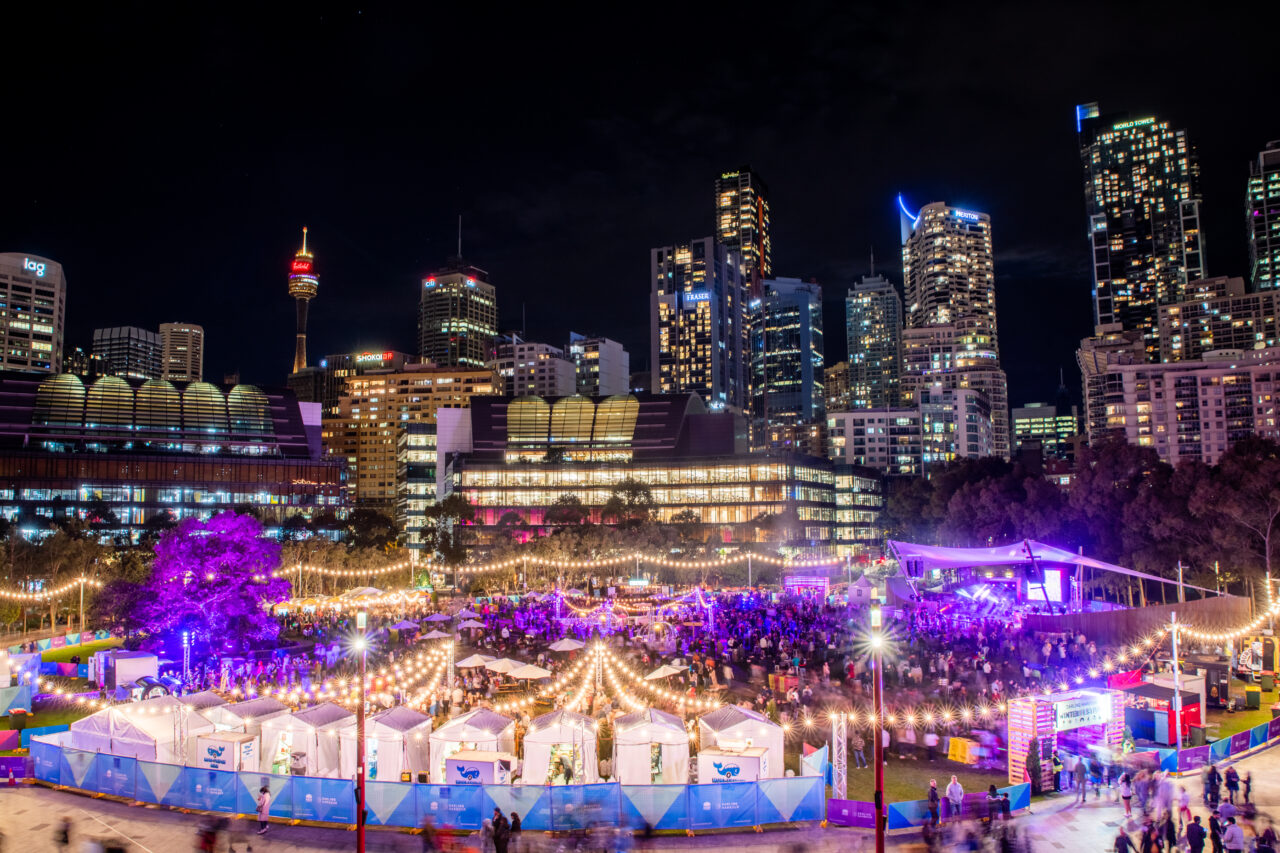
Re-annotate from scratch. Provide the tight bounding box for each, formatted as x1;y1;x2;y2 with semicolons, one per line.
1025;737;1042;794
344;507;399;550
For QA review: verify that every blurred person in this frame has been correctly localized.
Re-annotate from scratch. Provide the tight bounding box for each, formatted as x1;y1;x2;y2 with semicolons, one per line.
946;775;964;821
53;817;71;852
1222;817;1244;853
1187;816;1206;853
255;786;271;836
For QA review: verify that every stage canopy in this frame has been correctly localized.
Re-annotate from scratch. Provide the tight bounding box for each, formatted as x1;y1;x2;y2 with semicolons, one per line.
886;539;1214;593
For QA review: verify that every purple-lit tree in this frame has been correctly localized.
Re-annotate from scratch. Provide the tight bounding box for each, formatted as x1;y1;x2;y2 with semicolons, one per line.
135;512;289;653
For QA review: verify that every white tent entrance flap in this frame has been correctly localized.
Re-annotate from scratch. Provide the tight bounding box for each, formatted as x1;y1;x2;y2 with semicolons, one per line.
614;708;689;784
521;709;599;785
428;709;516;783
337;706;433;782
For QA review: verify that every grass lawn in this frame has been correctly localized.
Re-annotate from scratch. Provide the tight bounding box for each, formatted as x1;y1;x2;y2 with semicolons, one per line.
1203;677;1278;738
844;754;1009;803
40;637;120;663
0;703;94;731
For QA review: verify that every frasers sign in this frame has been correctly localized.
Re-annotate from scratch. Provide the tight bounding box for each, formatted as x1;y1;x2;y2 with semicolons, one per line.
355;351;393;363
683;290;710;304
1053;693;1112;732
23;258;46;277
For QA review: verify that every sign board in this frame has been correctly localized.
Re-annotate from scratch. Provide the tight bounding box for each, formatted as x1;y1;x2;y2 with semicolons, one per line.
197;732;259;772
697;747;767;783
1053;693;1112;732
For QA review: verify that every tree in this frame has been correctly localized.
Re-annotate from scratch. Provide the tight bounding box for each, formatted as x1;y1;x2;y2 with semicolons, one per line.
423;493;477;566
343;508;398;551
1191;437;1280;579
132;512;289;653
1025;737;1042;794
544;494;589;527
601;479;655;529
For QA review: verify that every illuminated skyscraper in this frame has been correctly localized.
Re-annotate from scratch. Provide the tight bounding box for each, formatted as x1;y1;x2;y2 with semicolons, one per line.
845;274;903;409
92;326;160;380
417;260;498;368
0;253;64;373
750;278;824;434
715;168;771;292
1249;141;1280;292
287;227;318;374
1077;103;1204;358
160;322;204;382
650;237;749;410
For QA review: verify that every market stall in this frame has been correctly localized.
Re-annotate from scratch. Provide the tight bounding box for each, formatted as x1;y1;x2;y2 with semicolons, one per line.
1121;683;1202;745
521;709;599;785
259;701;354;777
697;705;784;779
337;706;433;782
1007;688;1124;787
68;695;214;764
204;696;292;736
445;749;515;784
428;708;516;783
614;707;689;784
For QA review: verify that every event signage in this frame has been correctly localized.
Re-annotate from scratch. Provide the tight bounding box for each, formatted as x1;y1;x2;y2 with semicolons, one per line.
1053;694;1111;732
23;258;46;277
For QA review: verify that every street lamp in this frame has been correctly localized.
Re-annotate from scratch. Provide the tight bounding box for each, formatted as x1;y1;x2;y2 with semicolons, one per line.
870;588;885;853
354;610;369;853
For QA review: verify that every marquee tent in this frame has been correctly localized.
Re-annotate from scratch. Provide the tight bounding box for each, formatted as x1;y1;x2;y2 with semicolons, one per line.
179;691;228;712
68;695;215;764
429;708;516;783
421;630;451;640
697;706;783;779
337;706;433;781
613;708;689;784
508;664;552;680
521;709;599;785
339;587;383;599
203;697;291;736
259;702;354;777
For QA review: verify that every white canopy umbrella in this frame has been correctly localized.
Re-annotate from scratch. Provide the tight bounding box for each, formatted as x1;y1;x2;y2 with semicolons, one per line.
421;629;451;640
484;658;522;674
424;613;452;622
507;664;552;680
456;654;496;668
340;586;383;598
391;620;420;631
646;664;685;680
458;619;486;629
548;638;585;652
456;608;480;618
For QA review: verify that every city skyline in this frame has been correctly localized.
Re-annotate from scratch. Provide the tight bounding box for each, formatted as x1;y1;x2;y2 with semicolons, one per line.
2;6;1274;412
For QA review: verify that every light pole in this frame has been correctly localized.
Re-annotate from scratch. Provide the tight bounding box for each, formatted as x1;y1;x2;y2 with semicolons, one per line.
354;610;368;853
1171;613;1183;754
79;577;85;634
870;589;885;853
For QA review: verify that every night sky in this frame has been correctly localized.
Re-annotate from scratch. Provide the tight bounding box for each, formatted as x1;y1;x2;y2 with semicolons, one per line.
3;5;1275;409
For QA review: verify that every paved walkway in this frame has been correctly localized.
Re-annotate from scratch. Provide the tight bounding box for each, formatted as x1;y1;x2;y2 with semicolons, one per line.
4;749;1278;852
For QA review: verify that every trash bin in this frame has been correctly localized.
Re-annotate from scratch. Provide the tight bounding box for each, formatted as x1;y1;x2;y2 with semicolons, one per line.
1246;684;1262;710
1262;674;1275;692
1189;725;1206;746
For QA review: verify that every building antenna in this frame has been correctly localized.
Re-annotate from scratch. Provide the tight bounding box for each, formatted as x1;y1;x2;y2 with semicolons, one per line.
457;215;462;258
522;302;527;339
302;226;309;254
869;245;876;277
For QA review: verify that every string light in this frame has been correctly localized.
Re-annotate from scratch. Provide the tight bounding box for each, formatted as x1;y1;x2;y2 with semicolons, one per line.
0;577;100;601
597;646;721;711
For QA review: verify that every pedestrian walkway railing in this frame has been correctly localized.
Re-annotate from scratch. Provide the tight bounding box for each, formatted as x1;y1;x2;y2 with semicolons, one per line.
828;784;1032;829
30;735;826;831
1139;716;1280;774
6;629;112;656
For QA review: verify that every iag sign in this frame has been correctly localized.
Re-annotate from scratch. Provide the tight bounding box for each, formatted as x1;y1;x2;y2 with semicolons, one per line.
23;258;46;277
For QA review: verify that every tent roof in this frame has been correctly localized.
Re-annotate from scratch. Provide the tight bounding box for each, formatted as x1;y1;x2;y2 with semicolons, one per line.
371;706;433;733
698;705;775;732
1122;683;1201;703
292;702;354;729
222;697;289;719
434;708;513;740
616;708;685;735
180;690;227;711
886;539;1216;593
528;709;594;735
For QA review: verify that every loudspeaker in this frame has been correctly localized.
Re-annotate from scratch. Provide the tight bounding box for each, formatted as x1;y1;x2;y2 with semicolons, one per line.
418;772;429;783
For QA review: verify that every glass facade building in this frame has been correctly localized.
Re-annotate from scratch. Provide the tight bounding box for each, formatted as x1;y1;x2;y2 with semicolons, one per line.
1249;141;1280;292
398;422;437;561
0;253;64;373
750;278;824;439
715;167;771;292
1158;276;1280;363
845;274;903;409
417;261;498;369
91;326;161;380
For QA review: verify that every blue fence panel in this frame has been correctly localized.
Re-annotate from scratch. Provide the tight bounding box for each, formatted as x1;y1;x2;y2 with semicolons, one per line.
620;785;689;831
94;753;137;799
21;724;70;747
365;780;419;827
183;767;239;813
756;777;825;824
886;798;932;830
1209;737;1232;763
237;771;293;819
137;759;182;804
485;785;553;831
687;782;757;830
1251;723;1271;749
59;747;97;789
416;782;484;830
30;738;60;783
1179;746;1212;773
291;775;356;824
549;783;620;831
1001;784;1031;812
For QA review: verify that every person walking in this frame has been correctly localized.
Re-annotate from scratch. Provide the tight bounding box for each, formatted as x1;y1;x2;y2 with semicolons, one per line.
852;731;867;769
1116;828;1138;853
53;818;71;851
1224;768;1240;806
492;808;511;853
1209;812;1224;853
1222;817;1244;853
1188;817;1207;853
421;816;438;853
927;779;940;827
256;785;272;836
1075;759;1088;804
1120;773;1134;818
1179;786;1193;829
509;811;522;853
1243;772;1253;806
946;775;964;822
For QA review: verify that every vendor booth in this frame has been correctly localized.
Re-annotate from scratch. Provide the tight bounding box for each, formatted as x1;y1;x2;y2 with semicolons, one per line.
178;691;227;712
446;749;515;785
613;707;690;784
697;706;783;779
196;730;259;772
68;695;215;763
698;746;769;783
521;709;599;785
204;697;292;736
1007;689;1124;788
337;706;433;782
259;702;354;777
429;708;516;783
92;650;159;690
1121;683;1202;745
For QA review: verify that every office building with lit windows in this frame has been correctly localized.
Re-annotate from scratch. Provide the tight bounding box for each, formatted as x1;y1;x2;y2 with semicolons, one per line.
1077;103;1204;358
567;332;629;397
289;350;412;416
1158;276;1280;363
1011;402;1081;455
322;362;497;507
488;337;577;398
1249;141;1280;292
417;261;498;368
398;422;436;561
1075;346;1280;466
845;274;903;408
159;322;204;382
715;168;771;291
0;253;64;373
92;326;161;380
0;371;344;537
750;278;824;437
650;237;749;411
438;393;881;558
824;361;853;412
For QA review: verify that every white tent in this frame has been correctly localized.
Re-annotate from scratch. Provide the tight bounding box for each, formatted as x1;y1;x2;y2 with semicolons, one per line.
645;664;685;680
337;706;433;782
422;629;452;640
429;708;516;783
697;706;783;779
614;708;689;784
458;619;486;629
204;697;292;737
457;608;480;618
340;586;383;598
179;691;228;712
259;702;354;777
521;709;599;785
68;695;215;764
